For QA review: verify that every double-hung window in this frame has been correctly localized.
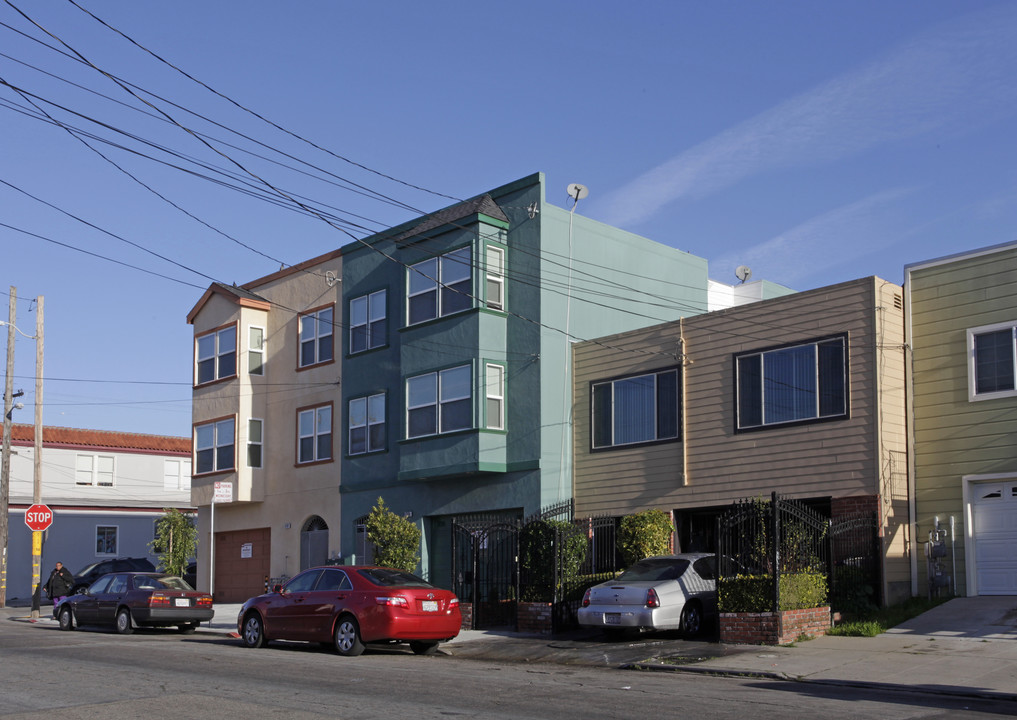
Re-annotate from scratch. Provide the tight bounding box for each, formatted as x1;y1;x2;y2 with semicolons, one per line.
350;290;387;353
408;247;472;325
96;526;118;555
299;306;334;368
592;369;679;449
486;246;505;310
407;365;471;438
485;363;504;430
249;326;265;375
195;325;237;385
195;417;235;474
163;459;191;491
298;404;332;464
349;393;386;455
968;322;1017;400
76;454;115;487
736;336;847;430
248;418;263;468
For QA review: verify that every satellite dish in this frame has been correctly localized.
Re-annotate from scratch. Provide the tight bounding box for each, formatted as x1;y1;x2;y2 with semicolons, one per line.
566;183;589;201
735;265;752;284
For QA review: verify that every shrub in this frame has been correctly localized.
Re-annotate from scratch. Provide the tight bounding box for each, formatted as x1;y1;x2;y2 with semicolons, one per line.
719;572;828;612
149;508;197;578
519;518;587;602
618;509;673;566
364;497;421;572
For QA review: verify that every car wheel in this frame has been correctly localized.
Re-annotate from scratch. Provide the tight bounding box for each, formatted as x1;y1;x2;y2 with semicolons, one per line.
334;615;365;657
680;601;702;638
409;641;439;655
58;606;74;631
177;623;198;634
115;608;134;635
241;613;266;649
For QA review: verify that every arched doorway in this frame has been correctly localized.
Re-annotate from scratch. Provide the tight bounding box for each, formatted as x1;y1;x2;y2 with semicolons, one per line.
300;516;329;570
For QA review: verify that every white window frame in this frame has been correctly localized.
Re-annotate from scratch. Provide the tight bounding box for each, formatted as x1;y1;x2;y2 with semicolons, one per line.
75;453;116;487
349;393;386;455
249;325;265;376
163;459;191;491
485;363;505;430
407;247;472;325
299;306;335;368
195;417;236;475
967;321;1017;401
406;365;472;438
195;325;237;385
96;525;118;556
298;404;332;464
486;246;505;310
350;290;387;353
248;418;264;468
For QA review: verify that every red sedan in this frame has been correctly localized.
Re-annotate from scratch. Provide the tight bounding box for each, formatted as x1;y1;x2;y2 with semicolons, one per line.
237;566;461;656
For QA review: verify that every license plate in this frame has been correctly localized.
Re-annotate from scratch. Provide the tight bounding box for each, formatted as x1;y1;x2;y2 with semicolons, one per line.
605;613;621;625
421;600;438;612
174;598;190;607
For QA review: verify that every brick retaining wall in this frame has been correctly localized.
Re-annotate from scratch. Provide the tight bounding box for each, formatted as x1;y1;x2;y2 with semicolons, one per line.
720;606;831;645
516;602;554;635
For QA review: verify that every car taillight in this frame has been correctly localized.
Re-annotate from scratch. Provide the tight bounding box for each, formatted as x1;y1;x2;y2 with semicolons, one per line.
197;596;213;609
448;597;459;609
645;588;660;609
375;596;408;607
148;594;171;607
582;588;592;608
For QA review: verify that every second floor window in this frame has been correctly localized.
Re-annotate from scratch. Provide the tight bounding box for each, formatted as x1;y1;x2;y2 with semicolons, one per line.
195;417;235;474
195;325;236;385
248;418;263;468
298;404;332;463
969;323;1017;399
486;246;505;310
736;336;847;430
407;365;471;438
299;306;334;368
486;363;504;430
350;290;387;353
592;369;679;449
349;393;386;454
76;454;115;487
408;247;471;325
249;326;265;375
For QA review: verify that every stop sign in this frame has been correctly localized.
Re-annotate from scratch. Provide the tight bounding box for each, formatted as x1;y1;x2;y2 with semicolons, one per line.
24;504;53;532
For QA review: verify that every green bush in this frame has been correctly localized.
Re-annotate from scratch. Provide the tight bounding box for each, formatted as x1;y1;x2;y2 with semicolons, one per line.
719;572;828;612
519;518;587;602
148;508;197;578
618;509;673;566
364;497;421;572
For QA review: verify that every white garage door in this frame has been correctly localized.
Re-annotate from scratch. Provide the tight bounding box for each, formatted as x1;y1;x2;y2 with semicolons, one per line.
972;481;1017;595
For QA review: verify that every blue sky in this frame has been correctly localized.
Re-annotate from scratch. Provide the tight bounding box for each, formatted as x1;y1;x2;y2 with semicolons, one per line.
2;1;1016;437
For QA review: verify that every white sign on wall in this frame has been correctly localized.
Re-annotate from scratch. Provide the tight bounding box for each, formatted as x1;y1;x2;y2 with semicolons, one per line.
241;542;253;559
214;481;233;503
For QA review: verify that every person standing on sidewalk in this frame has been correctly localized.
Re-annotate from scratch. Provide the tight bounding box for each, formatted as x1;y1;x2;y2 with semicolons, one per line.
44;561;74;618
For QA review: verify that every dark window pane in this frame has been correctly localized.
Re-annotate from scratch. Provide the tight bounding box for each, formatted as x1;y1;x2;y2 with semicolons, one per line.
763;345;816;423
301;340;316;367
408;407;436;438
219;351;236;378
975;330;1015;393
216;444;234;471
299;436;314;463
247;444;261;468
613;375;655;444
197;359;214;385
350;326;367;354
196;448;214;474
409;291;437;325
369;318;386;348
738;355;762;428
657;370;679;439
441;397;471;432
442;279;472;315
592;383;612;447
349;427;366;455
369;423;386;452
317;432;332;461
818;339;846;417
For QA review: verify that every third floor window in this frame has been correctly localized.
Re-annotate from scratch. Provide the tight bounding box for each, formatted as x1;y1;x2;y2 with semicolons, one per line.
408;247;471;325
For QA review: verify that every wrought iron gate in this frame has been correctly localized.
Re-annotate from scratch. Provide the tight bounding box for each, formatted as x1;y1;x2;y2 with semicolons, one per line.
452;520;519;629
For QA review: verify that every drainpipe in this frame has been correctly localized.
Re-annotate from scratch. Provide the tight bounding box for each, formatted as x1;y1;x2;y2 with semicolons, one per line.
680;317;690;487
903;270;919;597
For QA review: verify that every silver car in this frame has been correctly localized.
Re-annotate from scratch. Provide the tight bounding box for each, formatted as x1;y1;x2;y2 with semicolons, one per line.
577;553;717;637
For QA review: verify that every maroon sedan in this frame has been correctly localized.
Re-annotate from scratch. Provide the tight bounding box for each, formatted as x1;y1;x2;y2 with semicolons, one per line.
57;572;214;634
238;566;461;656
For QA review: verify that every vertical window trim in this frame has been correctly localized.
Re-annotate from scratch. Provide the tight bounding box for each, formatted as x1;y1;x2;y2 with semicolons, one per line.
735;335;848;431
297;403;333;464
298;305;335;369
967;322;1017;401
485;363;505;430
194;323;238;386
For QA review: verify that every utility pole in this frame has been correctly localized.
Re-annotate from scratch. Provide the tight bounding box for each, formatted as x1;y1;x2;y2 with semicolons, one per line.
0;287;16;608
30;296;43;618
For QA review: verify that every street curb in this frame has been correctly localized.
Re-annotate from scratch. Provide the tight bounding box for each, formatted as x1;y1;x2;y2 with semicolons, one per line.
626;661;1017;704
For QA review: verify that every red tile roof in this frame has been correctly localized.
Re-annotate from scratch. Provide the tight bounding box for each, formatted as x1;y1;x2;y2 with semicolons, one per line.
10;424;189;454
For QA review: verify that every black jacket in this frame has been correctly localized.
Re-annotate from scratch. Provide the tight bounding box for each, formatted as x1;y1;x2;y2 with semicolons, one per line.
45;567;74;598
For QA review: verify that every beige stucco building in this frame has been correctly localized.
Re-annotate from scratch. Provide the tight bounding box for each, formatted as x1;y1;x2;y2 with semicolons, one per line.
573;276;912;605
187;250;342;601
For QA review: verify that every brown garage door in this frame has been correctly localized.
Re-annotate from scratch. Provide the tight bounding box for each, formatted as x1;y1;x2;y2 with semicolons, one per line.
214;527;271;603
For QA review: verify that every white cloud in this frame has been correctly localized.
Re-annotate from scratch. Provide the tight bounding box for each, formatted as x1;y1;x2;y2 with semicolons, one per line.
599;4;1017;228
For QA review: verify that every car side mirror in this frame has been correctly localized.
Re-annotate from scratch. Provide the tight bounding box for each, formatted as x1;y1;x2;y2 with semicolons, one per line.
273;584;283;593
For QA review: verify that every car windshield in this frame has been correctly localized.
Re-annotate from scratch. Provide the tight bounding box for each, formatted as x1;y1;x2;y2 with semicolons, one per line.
358;568;433;588
617;558;690;582
74;562;103;577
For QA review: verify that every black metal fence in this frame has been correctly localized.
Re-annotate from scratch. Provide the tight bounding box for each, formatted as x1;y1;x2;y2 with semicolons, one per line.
829;511;882;612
